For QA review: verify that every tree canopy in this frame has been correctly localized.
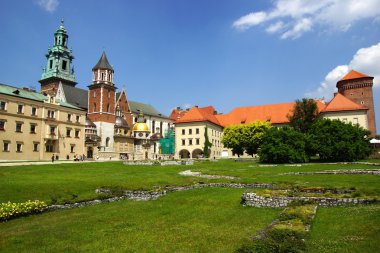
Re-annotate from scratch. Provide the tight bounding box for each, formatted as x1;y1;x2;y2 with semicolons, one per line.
288;98;319;133
222;121;271;157
308;119;371;162
259;126;309;164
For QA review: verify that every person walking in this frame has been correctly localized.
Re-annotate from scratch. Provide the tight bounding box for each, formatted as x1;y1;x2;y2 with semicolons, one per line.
51;154;55;163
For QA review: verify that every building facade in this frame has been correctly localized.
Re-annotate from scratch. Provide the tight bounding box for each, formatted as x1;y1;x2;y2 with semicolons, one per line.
0;84;86;161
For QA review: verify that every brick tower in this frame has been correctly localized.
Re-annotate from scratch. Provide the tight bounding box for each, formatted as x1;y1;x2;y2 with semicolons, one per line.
39;19;76;96
336;70;377;136
87;51;117;150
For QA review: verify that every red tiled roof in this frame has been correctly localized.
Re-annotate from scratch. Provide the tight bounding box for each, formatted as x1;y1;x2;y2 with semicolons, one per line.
169;109;188;122
176;106;221;126
321;93;367;112
339;70;371;81
216;100;326;127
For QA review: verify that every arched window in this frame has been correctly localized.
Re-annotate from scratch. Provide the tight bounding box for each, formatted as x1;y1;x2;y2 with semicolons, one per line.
94;103;97;112
106;137;110;147
107;104;110;112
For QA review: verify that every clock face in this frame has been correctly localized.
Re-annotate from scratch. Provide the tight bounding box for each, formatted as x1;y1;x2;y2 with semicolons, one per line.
138;133;143;137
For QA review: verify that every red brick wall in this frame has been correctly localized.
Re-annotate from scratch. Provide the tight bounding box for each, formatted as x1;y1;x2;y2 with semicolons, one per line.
88;85;116;123
337;77;377;135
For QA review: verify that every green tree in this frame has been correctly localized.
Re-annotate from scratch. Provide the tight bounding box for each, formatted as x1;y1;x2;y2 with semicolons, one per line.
259;127;309;164
242;121;272;157
308;119;371;162
203;126;212;158
222;125;244;157
288;98;319;133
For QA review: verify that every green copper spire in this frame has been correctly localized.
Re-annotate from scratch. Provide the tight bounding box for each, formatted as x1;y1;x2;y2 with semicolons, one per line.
40;19;76;84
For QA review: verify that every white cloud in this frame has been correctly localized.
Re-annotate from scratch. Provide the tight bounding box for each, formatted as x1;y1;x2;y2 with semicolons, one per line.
232;12;267;30
280;18;312;39
266;21;285;34
37;0;59;13
233;0;380;39
305;42;380;100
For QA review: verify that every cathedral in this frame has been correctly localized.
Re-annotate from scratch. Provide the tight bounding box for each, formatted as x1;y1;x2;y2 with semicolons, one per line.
39;19;173;160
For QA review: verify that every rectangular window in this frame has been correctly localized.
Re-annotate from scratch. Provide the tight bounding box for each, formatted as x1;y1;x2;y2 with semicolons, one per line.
49;60;53;69
75;130;80;138
66;128;71;137
0;101;6;111
189;129;192;135
353;118;359;125
196;138;200;145
50;126;56;135
196;128;199;134
31;107;37;116
182;139;185;146
16;143;22;152
67;114;72;122
47;110;55;119
17;104;23;114
76;115;80;123
45;143;54;152
33;143;39;152
30;124;36;133
0;120;5;130
182;129;185;135
70;144;75;153
189;139;193;145
3;142;9;152
62;60;67;70
16;123;22;132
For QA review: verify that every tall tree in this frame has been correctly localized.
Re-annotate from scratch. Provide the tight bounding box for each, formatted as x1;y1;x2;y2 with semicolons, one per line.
259;127;309;164
203;126;212;158
288;98;319;133
242;121;272;157
221;125;244;157
308;119;371;162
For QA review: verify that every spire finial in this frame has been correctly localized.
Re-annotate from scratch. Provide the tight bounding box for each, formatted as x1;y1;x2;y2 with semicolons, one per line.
61;17;64;26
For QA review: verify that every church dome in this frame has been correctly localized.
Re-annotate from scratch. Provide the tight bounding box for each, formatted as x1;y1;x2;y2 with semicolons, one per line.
133;122;150;132
115;116;129;128
132;113;150;133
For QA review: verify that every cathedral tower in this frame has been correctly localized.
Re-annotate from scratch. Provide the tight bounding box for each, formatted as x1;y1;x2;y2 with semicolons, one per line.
337;70;377;136
39;19;76;96
87;52;117;151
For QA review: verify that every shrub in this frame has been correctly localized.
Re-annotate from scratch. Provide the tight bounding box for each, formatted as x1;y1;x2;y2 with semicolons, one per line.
259;127;309;163
0;200;47;222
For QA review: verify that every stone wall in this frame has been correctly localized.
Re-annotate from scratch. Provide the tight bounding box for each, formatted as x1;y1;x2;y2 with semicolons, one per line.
242;193;379;208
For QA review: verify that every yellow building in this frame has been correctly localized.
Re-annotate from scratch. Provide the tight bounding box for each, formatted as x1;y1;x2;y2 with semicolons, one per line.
0;84;86;161
173;106;223;159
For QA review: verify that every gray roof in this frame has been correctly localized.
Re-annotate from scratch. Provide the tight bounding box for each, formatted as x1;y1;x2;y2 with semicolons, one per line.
61;84;88;109
129;100;168;118
92;51;113;71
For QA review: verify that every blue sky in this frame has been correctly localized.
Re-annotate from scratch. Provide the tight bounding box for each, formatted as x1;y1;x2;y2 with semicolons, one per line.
1;0;380;133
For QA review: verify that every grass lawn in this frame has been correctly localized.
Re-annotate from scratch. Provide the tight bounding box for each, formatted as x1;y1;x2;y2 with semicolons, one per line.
0;188;280;253
0;159;379;252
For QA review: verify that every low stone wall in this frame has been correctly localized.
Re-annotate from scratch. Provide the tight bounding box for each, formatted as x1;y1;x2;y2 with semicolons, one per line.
179;170;239;179
242;193;379;208
164;183;275;192
123;160;194;166
280;169;380;176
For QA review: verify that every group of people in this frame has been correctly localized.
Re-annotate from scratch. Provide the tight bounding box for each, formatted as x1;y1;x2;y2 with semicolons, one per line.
51;154;86;162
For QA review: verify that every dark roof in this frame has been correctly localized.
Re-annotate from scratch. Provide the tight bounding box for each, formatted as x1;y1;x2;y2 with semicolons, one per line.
61;84;88;109
129;100;168;118
92;51;113;71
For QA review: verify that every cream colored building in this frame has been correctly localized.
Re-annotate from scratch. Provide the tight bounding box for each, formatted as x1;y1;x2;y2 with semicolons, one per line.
0;84;86;161
173;106;224;159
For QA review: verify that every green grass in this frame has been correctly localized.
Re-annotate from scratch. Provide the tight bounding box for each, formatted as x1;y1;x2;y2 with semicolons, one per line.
307;205;380;253
0;188;279;253
0;159;379;252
